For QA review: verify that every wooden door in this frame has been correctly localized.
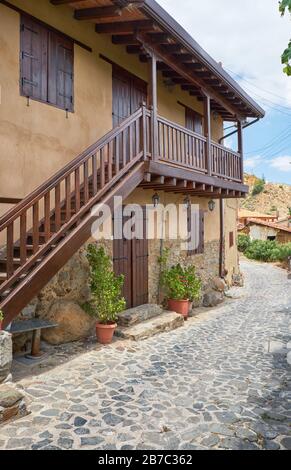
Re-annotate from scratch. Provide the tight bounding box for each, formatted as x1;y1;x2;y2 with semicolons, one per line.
113;208;148;309
112;65;147;126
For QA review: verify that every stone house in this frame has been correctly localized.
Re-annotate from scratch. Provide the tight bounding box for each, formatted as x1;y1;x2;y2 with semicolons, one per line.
245;219;291;244
0;0;264;343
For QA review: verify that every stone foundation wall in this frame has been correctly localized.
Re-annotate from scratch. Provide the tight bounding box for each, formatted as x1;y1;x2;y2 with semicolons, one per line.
148;239;221;304
14;237;221;349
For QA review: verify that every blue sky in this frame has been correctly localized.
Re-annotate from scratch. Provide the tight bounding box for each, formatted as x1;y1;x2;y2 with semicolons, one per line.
157;0;291;184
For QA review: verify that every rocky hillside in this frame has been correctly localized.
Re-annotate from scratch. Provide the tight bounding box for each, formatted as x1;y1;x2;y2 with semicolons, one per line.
240;174;291;219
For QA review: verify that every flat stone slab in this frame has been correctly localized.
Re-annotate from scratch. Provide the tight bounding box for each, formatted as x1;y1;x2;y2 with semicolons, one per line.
0;385;28;425
115;311;184;341
117;304;164;327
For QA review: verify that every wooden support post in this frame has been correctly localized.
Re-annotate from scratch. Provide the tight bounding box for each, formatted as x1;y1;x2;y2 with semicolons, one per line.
237;120;244;184
204;94;212;176
148;53;158;160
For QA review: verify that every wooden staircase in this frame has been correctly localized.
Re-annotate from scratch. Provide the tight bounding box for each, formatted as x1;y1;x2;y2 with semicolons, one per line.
0;106;149;328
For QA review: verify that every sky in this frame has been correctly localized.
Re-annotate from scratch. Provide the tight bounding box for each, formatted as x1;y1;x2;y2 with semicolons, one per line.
157;0;291;184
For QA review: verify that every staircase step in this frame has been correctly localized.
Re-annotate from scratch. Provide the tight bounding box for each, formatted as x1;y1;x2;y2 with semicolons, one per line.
115;311;184;341
117;304;164;327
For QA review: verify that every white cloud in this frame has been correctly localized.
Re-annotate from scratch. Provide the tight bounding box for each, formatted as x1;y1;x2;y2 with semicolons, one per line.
270;156;291;173
244;155;264;170
157;0;291;109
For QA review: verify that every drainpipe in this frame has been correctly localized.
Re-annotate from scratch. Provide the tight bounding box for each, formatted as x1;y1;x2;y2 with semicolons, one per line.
219;199;225;278
219;118;260;145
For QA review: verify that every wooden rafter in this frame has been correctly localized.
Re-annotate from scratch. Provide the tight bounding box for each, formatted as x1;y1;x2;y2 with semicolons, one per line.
95;20;156;34
75;6;123;21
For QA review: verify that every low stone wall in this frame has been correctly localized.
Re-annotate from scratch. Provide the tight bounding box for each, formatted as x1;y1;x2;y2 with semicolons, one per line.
14;239;222;348
0;331;12;385
0;331;28;425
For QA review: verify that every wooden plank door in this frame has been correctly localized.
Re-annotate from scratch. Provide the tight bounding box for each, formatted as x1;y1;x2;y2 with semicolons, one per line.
113;208;148;309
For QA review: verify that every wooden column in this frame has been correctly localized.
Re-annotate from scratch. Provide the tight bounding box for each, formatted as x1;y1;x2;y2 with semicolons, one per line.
237;120;244;184
148;53;158;160
204;94;212;176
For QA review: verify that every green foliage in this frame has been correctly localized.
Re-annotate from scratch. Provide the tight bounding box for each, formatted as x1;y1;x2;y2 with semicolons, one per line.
0;309;3;322
288;207;291;216
243;239;291;262
279;1;291;75
238;234;251;253
86;245;126;324
159;250;201;301
252;178;265;196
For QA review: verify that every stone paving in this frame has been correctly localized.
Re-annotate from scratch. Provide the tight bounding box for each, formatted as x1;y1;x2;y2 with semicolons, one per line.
0;259;290;451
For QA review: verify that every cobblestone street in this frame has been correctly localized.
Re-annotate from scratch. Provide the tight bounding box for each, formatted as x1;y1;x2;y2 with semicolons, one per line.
0;260;290;450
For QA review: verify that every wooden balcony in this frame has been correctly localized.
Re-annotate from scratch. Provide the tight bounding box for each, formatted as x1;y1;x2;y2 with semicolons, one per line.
155;115;242;183
143;112;245;195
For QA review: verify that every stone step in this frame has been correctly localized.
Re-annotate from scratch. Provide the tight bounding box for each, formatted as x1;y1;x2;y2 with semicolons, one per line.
115;311;184;341
117;304;164;327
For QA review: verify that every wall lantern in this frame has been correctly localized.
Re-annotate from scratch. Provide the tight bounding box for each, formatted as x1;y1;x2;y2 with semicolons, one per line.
208;199;216;212
152;193;160;208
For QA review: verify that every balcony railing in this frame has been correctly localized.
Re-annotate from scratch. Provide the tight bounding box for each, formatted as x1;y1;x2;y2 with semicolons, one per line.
154;114;243;183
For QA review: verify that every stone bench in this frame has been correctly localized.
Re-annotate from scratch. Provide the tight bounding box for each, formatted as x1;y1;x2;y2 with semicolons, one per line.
8;319;58;359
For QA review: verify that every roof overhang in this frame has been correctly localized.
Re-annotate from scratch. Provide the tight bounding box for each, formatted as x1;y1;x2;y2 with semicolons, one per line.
51;0;265;120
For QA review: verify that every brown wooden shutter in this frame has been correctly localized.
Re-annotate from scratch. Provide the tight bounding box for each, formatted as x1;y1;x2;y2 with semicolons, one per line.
48;33;74;111
188;208;205;255
20;15;48;101
185;107;203;135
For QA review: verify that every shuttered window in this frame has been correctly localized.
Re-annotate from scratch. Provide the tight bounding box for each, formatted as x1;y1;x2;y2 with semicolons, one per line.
187;208;205;255
185;107;203;135
20;15;74;112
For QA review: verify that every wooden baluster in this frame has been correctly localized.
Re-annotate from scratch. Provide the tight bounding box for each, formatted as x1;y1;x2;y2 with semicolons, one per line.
20;212;27;265
100;148;105;188
44;192;50;242
129;124;133;162
92;154;98;195
142;105;147;160
122;131;126;167
108;142;113;181
83;161;89;203
167;125;170;161
115;138;120;174
74;168;80;213
135;118;140;157
33;202;39;254
65;175;71;222
6;223;14;279
55;183;61;232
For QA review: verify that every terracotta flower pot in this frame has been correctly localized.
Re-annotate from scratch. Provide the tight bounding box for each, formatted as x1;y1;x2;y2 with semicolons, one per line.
96;322;117;344
168;299;190;320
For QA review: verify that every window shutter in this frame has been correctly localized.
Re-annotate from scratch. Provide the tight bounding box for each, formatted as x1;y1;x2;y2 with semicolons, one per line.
188;208;204;255
20;16;48;101
48;33;74;112
185;107;203;135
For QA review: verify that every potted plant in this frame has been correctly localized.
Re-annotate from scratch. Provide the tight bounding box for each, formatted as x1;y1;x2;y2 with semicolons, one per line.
0;309;4;331
86;245;126;344
159;250;201;320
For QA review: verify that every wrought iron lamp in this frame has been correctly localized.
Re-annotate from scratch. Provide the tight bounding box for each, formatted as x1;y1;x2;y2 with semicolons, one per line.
208;199;216;212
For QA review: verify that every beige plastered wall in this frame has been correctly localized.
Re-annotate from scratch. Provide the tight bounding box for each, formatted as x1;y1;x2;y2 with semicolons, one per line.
224;198;240;283
0;0;223;202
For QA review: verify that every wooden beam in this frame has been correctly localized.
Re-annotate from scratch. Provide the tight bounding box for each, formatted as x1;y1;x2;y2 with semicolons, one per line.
148;53;158;160
51;0;87;4
136;32;237;116
96;20;155;34
75;6;122;21
112;34;139;45
237;120;244;184
204;95;212;176
127;45;142;54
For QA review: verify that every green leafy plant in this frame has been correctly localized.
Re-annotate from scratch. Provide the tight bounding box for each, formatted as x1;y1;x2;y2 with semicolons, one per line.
159;250;201;301
86;245;126;324
288;207;291;217
279;0;291;75
244;240;291;262
238;234;251;253
252;177;265;196
0;309;3;323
